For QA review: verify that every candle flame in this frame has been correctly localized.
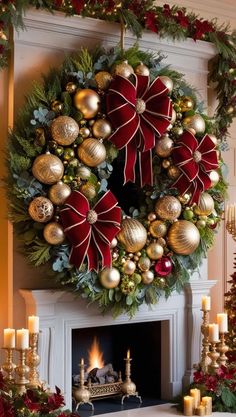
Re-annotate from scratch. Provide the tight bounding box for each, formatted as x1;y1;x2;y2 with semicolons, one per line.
127;349;130;359
87;337;104;372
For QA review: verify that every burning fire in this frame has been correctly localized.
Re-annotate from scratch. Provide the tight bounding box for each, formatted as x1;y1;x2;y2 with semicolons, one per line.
87;337;104;372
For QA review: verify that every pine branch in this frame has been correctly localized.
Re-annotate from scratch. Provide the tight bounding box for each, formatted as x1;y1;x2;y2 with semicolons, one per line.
26;240;51;266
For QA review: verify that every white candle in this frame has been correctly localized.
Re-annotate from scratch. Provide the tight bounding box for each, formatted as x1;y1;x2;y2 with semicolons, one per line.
16;329;29;349
202;396;212;415
217;313;228;333
201;295;211;311
208;323;219;342
184;396;194;416
28;315;39;333
190;388;201;409
3;328;15;348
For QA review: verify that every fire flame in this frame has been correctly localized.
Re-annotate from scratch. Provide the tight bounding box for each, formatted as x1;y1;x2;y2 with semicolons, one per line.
87;337;104;372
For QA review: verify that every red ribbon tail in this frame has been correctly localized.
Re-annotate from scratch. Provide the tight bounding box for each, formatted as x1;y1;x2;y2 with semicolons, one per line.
139;150;153;187
87;235;99;272
124;140;137;184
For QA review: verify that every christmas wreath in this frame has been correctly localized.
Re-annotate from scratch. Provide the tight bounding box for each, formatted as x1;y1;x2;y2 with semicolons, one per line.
7;45;227;317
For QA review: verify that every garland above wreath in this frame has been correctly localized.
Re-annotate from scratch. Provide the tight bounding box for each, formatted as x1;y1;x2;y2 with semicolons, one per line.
6;44;227;316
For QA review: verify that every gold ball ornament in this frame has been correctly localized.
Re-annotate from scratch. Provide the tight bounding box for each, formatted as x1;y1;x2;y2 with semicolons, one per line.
51;115;79;146
159;76;173;93
92;119;112;139
113;60;134;78
32;153;64;185
95;71;113;90
28;197;54;223
183;114;206;134
100;267;121;289
194;192;215;216
77;138;106;167
172;126;184;136
208;134;218;146
138;257;151;272
209;170;220;187
167;220;200;255
77;165;91;179
135;62;150;76
179;96;195;112
65;82;77;94
74;89;100;119
117;218;147;253
155;195;182;221
149;220;167;238
167;165;181;180
147;212;156;222
79;183;97;200
51;100;63;113
155;135;174;158
162;159;171;169
110;237;118;249
178;193;191;205
123;260;136;275
43;222;65;245
79;127;91;138
141;270;154;285
146;243;164;260
48;181;71;206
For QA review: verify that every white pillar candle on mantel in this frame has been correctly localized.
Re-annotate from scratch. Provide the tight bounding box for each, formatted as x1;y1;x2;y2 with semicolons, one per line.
201;295;211;311
3;328;15;348
217;313;228;333
208;323;219;342
28;315;39;333
16;329;29;349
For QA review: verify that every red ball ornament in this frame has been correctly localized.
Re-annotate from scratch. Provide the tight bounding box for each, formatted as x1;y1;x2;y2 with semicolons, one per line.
154;256;172;277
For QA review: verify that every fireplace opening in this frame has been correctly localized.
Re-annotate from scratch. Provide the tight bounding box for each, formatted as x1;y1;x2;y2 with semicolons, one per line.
72;321;162;414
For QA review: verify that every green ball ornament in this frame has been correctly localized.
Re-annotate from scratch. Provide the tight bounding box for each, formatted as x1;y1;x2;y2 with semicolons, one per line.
63;148;75;161
183;209;194;220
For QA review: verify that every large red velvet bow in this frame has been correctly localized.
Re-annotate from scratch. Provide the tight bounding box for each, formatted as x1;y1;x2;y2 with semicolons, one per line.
171;131;218;203
106;74;172;187
60;190;121;271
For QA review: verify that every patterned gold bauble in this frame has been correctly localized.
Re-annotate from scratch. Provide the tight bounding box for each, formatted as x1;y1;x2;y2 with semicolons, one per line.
80;183;97;200
92;119;112;139
123;260;136;275
209;170;220;187
146;243;164;260
117;218;147;253
51;116;79;146
179;96;195;112
51;100;63;113
95;71;113;90
43;222;65;245
48;181;71;206
182;114;205;134
208;134;218;146
28;196;54;223
170;108;177;125
167;165;181;180
77;138;106;167
138;256;151;272
32;153;64;185
100;267;121;289
113;60;134;78
167;220;200;255
194;192;215;216
74;89;100;119
149;220;167;238
155;195;182;221
178;193;191;205
159;75;173;93
65;82;77;94
79;127;91;138
134;62;150;76
141;270;154;285
77;165;91;179
155;135;174;158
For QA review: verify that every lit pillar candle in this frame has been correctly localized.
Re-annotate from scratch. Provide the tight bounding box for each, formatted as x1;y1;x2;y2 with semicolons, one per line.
28;315;39;333
208;323;219;342
217;313;228;333
183;396;194;416
202;396;212;415
201;296;211;311
16;329;29;349
190;388;201;409
196;405;205;416
3;328;15;348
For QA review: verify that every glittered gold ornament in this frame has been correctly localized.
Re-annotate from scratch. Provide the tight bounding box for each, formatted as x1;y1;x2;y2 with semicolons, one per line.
182;114;205;134
167;165;181;180
208;134;218;146
146;243;164;260
80;183;97;200
43;222;65;245
178;193;191;205
113;60;134;78
51;100;63;113
167;220;200;255
117;218;147;253
92;119;112;139
179;96;195;112
51;116;79;146
138;257;151;272
77;165;91;179
95;71;113;90
209;170;220;187
159;76;173;93
28;197;54;223
194;192;215;216
32;153;64;185
149;220;167;238
141;270;154;284
100;267;121;289
79;127;91;138
74;89;100;119
48;181;71;206
66;82;77;94
135;62;150;76
155;135;174;158
155;196;182;221
123;260;136;275
77;138;106;167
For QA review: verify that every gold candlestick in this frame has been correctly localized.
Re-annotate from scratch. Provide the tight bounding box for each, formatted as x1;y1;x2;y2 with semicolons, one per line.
73;359;94;412
15;349;30;394
27;333;41;387
208;341;220;370
121;351;142;405
200;309;211;373
2;347;16;382
218;332;229;366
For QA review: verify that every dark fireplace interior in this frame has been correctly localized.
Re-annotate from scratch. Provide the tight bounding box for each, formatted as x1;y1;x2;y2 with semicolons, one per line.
72;321;162;415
